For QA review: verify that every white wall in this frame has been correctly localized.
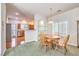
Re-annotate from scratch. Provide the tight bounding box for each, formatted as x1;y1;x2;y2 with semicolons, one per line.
25;14;46;43
25;14;39;43
0;3;6;56
34;14;47;39
0;3;1;55
25;30;37;42
34;14;47;31
49;7;79;46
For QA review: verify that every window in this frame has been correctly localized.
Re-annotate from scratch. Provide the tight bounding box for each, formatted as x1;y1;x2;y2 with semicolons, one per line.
38;20;47;33
52;21;68;36
53;23;59;34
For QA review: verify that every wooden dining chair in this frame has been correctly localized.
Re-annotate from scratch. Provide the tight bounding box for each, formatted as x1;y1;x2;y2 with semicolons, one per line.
57;35;70;55
46;38;53;49
39;33;46;48
39;33;53;52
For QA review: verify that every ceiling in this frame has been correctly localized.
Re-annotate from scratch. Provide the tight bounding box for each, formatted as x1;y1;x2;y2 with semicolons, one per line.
12;3;79;18
6;3;79;21
6;3;34;21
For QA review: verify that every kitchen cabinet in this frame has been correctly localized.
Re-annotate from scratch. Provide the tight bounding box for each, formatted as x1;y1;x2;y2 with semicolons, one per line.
25;30;37;43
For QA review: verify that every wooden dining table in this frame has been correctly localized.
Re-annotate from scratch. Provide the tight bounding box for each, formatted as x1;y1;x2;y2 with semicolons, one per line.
44;34;60;49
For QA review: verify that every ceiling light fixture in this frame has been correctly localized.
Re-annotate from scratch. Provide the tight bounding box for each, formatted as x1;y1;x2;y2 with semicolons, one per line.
49;8;53;17
48;20;53;24
21;19;27;24
29;21;34;25
48;8;53;24
15;12;19;15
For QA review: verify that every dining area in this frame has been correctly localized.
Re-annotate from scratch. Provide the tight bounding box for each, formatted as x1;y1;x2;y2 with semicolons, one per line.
39;32;70;55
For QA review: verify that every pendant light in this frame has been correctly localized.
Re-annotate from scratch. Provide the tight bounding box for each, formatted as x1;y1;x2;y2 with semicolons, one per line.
48;8;53;24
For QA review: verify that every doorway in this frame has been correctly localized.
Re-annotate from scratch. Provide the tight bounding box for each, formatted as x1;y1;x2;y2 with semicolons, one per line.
6;23;25;49
77;21;79;48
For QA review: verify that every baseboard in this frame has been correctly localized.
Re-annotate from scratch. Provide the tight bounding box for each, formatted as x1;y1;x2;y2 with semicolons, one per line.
68;42;77;47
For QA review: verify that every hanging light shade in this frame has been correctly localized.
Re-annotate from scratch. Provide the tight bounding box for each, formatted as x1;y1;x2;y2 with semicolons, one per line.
48;8;53;24
48;20;53;24
21;19;27;24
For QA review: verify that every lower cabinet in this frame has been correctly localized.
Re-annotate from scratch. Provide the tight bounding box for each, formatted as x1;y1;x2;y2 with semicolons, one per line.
6;41;11;49
25;31;37;43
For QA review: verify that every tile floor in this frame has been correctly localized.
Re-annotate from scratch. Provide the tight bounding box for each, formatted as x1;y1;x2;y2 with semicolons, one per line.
4;41;79;56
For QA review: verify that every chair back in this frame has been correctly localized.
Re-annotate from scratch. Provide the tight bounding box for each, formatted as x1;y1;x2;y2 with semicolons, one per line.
39;33;46;45
39;33;45;40
63;35;70;47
